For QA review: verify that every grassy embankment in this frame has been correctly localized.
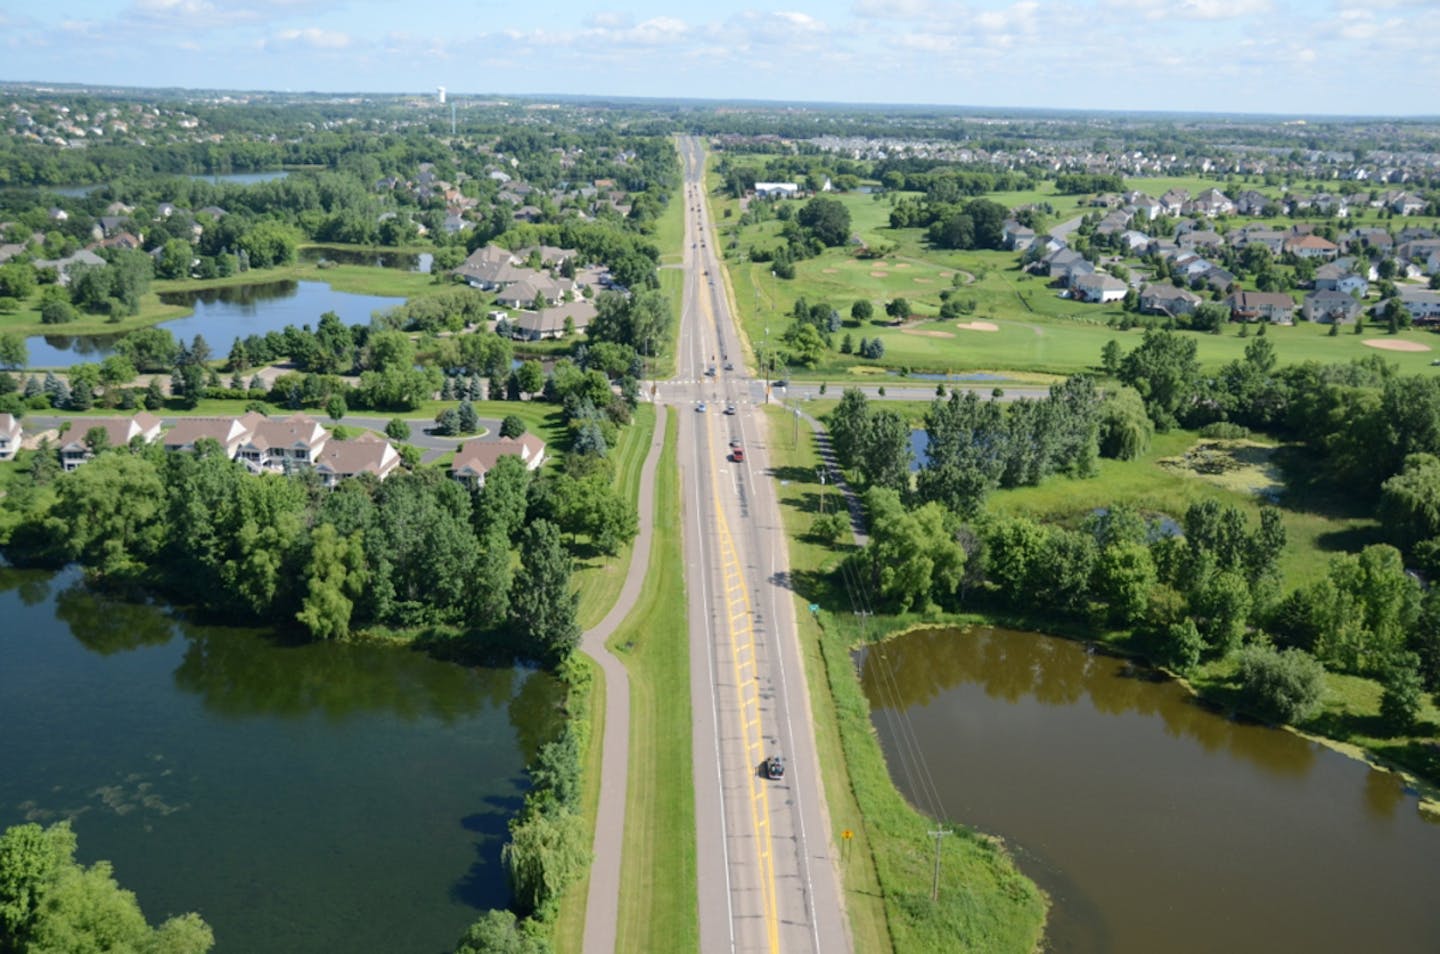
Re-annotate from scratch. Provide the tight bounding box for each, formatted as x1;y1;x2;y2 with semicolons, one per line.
760;404;1049;954
701;164;1440;381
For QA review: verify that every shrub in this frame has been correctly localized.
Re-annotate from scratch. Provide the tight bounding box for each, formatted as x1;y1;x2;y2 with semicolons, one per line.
1235;645;1326;724
1199;422;1250;439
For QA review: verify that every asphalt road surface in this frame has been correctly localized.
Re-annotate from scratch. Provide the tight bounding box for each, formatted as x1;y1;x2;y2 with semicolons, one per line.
676;136;851;954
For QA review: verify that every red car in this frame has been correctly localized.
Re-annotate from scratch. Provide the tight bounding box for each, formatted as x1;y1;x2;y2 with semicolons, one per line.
731;447;745;463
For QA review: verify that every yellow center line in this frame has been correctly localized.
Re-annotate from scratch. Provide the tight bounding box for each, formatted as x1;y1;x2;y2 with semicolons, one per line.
702;413;781;954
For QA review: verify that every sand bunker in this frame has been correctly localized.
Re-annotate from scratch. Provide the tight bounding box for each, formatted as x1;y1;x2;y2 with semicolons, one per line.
957;321;1000;332
912;278;932;284
869;271;889;278
901;328;956;338
894;263;910;269
1363;338;1431;352
821;268;838;274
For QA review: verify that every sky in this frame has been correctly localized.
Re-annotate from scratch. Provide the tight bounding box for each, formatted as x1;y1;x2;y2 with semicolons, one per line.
2;0;1437;117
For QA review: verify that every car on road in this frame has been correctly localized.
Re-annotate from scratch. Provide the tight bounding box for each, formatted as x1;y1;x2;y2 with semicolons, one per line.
696;402;707;413
762;755;785;780
724;404;736;415
731;446;745;463
774;378;789;388
705;365;716;376
723;361;734;371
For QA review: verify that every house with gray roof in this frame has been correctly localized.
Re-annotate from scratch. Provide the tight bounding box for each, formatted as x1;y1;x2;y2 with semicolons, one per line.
1303;290;1362;324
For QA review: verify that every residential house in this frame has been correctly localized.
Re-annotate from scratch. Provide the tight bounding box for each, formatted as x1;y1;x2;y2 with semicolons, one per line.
162;417;254;458
1227;290;1297;325
1236;229;1288;255
1201;266;1238;293
506;300;598;340
1124;192;1160;219
60;413;162;470
1040;247;1087;280
1002;220;1036;252
451;434;547;487
1399;288;1440;324
236;413;329;473
1314;262;1369;296
455;259;531;291
1234;190;1272;216
753;182;800;199
1121;230;1152;253
1177;230;1224;252
1095;210;1132;237
495;275;568;310
33;249;105;287
1186;188;1235;217
1398;239;1440;267
1139;283;1201;316
1070;272;1128;303
314;434;401;486
1283;234;1339;260
1170;255;1214;282
1303;290;1362;324
1390;192;1427;216
1159;189;1190;216
0;413;20;460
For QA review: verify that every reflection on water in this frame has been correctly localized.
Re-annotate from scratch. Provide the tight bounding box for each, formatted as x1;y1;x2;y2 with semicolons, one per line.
26;280;405;368
860;626;1440;954
0;566;547;953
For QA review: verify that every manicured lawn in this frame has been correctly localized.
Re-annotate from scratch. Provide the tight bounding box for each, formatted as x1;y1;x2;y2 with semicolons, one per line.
606;411;700;953
761;405;1048;954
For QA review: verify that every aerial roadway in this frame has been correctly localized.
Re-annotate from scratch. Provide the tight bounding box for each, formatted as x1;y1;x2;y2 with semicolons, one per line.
671;135;852;954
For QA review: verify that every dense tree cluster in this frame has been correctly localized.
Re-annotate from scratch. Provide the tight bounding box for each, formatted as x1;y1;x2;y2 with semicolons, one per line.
0;821;213;954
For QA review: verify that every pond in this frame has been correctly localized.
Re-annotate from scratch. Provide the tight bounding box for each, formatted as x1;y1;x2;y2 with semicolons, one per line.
300;245;434;273
0;566;555;953
859;626;1440;954
26;280;406;367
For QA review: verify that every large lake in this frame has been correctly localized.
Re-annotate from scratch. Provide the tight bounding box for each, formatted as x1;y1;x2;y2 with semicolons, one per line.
26;280;405;367
0;566;555;953
859;626;1440;954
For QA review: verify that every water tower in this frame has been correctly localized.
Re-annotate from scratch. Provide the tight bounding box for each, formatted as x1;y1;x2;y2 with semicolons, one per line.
437;86;446;105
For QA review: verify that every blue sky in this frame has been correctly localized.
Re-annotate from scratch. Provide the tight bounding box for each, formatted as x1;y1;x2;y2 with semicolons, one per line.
2;0;1436;116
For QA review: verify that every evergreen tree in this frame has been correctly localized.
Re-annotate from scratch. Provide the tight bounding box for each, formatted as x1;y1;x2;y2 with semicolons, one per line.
510;520;580;664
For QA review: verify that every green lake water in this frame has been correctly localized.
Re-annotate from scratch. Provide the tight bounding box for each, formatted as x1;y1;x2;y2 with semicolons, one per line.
0;566;559;954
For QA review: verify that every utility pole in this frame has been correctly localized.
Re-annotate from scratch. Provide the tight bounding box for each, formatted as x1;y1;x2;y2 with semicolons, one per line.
928;828;952;902
816;465;826;515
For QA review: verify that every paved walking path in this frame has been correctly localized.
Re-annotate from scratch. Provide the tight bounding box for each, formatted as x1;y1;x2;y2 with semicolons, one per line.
579;403;669;954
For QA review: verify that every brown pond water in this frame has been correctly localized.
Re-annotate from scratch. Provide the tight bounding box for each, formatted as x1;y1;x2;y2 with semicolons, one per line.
858;626;1440;954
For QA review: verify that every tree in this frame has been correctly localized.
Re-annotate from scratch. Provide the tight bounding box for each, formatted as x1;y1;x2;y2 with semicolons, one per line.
1235;645;1326;724
851;299;874;323
885;297;911;321
454;909;550;954
856;409;912;493
502;808;589;919
796;196;852;247
852;487;965;613
500;414;527;439
325;393;347;422
1379;652;1425;735
39;298;76;325
510;520;580;664
296;524;369;641
0;821;213;954
384;417;411;441
1097;386;1153;460
1117;327;1201;429
155;239;193;280
1380;453;1440;550
458;399;480;434
0;333;25;371
1100;339;1122;376
474;454;532;542
517;360;546;397
46;454;165;577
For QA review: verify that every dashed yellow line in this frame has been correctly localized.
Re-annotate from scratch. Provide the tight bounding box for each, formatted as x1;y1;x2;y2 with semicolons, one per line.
705;413;781;954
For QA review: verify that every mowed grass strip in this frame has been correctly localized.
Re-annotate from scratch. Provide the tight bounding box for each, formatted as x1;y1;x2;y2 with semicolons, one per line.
575;403;655;630
609;410;700;953
761;405;1048;954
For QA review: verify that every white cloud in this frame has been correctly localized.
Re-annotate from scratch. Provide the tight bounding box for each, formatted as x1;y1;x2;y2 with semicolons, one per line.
273;26;351;48
1105;0;1271;19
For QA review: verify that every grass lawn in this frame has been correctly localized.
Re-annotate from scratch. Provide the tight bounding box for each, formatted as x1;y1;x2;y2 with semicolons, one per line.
703;162;1440;383
761;405;1048;954
574;403;655;630
605;411;700;953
